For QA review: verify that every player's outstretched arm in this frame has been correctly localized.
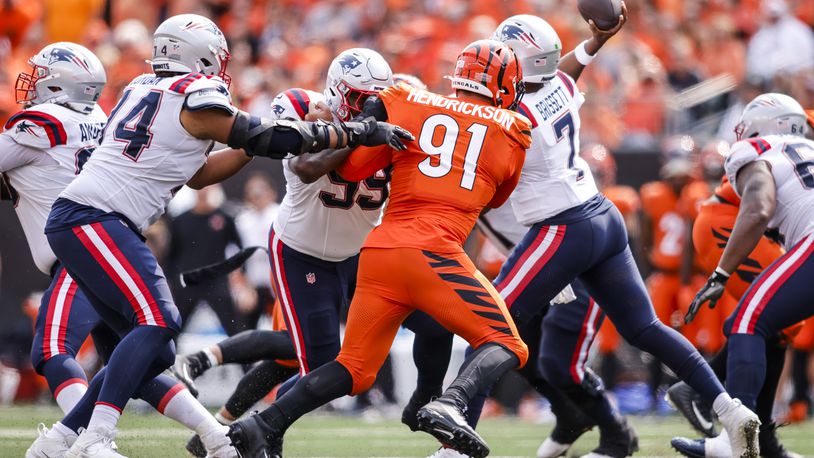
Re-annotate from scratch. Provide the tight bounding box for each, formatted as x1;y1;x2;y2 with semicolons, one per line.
288;147;354;184
181;107;412;159
717;161;776;275
558;1;627;82
187;147;253;190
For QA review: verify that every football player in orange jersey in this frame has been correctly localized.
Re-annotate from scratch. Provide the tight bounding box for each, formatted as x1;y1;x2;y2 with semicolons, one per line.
227;40;530;458
582;143;641;390
640;136;712;401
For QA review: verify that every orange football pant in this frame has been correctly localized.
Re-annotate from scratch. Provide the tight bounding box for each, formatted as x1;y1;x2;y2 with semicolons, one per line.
336;247;529;394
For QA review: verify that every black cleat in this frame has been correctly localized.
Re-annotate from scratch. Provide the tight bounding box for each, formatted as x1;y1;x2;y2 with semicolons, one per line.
186;433;207;458
667;381;717;438
549;408;596;445
590;417;639;458
169;353;209;397
670;436;707;458
227;415;282;458
402;390;439;432
759;422;803;458
417;399;489;458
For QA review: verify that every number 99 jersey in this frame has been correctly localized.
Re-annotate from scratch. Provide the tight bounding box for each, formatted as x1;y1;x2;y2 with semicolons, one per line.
510;70;598;225
270;88;389;262
726;135;814;249
61;73;234;232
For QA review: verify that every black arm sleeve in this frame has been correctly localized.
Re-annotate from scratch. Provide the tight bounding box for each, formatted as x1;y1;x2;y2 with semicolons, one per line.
357;96;389;122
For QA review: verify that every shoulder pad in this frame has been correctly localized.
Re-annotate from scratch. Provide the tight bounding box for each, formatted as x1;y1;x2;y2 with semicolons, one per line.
270;88;317;121
3;109;67;148
554;70;584;107
504;110;532;150
182;76;235;115
516;102;538;128
726;138;768;192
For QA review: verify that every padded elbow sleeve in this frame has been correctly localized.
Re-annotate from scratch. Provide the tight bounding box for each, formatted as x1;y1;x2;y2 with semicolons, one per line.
228;111;344;158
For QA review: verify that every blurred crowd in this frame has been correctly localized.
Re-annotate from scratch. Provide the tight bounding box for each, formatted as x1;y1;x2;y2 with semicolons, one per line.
2;0;814;147
2;0;814;422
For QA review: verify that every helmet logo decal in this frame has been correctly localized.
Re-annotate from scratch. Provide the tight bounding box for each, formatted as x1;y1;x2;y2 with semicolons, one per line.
181;21;210;31
497;24;542;50
338;55;364;74
271;104;286;115
48;48;92;74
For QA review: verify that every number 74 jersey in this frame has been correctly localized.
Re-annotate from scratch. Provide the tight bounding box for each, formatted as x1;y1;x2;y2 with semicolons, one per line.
726;135;814;249
510;71;598;226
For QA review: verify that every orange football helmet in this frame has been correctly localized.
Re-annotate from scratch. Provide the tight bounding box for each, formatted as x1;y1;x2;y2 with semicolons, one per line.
449;39;524;110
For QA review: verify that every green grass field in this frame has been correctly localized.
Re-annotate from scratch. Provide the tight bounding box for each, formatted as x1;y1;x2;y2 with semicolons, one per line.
1;405;812;457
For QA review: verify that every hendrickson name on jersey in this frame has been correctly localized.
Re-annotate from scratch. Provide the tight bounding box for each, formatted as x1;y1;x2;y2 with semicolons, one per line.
405;87;518;130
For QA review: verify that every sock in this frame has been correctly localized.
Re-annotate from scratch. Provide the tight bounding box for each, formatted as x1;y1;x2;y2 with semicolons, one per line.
95;326;176;411
725;334;766;411
224;360;297;418
41;355;89;413
62;367;107;432
258;361;352;435
219;330;296;364
442;343;519;410
86;403;121;431
55;381;89;415
412;332;453;396
712;392;736;417
561;385;618;432
161;388;222;442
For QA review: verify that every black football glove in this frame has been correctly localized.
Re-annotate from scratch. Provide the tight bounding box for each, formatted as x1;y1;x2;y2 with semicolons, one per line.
685;269;729;324
344;117;414;151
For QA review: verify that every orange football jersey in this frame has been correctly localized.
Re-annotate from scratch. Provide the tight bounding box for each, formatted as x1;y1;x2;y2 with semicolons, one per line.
338;83;531;252
604;185;640;218
713;175;740;206
641;180;708;270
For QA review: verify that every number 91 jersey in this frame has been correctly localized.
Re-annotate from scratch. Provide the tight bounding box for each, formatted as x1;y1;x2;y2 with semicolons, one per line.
61;73;234;232
726;135;814;249
270;88;388;262
510;71;598;225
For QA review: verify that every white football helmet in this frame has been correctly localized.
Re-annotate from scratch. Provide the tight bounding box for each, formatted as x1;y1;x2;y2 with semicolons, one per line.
324;48;393;121
493;15;562;83
735;93;807;140
150;14;231;84
15;42;106;114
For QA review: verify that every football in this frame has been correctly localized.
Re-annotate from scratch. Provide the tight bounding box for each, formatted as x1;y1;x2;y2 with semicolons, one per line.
577;0;623;30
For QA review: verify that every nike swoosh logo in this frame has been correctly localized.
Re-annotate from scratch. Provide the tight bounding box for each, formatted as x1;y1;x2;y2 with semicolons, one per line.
692;400;714;431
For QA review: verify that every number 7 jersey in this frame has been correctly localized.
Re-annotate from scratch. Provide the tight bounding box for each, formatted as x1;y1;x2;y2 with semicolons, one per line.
337;83;531;253
510;71;598;225
726;135;814;249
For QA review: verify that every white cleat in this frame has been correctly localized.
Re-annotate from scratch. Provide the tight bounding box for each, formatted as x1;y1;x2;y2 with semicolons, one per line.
26;423;77;458
202;425;237;458
428;447;470;457
717;399;760;458
65;425;127;458
537;437;571;458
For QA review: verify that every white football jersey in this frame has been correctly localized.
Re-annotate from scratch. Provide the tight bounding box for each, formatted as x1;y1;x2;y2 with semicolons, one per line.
61;73;234;231
1;103;106;274
270;88;386;262
510;71;598;225
477;201;527;255
726;135;814;249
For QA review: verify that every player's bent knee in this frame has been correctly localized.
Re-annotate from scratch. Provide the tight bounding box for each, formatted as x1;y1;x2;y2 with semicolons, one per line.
335;357;377;395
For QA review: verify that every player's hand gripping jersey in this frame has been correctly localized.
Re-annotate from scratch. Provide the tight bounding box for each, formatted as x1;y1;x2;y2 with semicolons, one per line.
60;73;234;232
1;103;106;273
270;88;387;261
726;135;814;249
338;83;531;252
509;71;598;225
